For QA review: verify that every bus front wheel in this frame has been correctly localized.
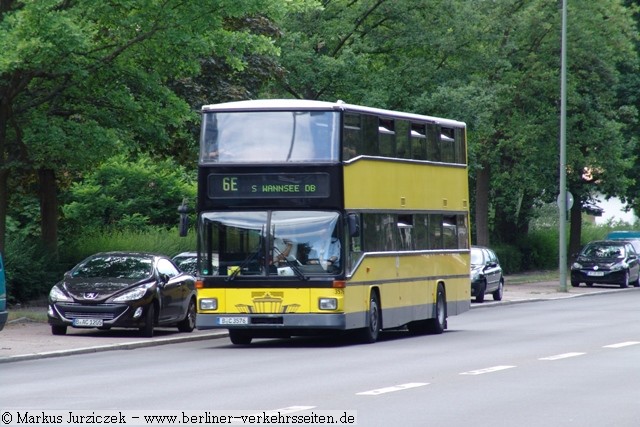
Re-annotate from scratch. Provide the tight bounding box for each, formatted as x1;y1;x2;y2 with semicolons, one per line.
229;330;253;345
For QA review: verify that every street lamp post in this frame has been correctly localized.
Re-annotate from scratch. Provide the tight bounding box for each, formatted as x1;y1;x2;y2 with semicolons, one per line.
559;0;568;292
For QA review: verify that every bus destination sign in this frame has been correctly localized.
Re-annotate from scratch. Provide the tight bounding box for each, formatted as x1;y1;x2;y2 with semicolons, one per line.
208;173;330;199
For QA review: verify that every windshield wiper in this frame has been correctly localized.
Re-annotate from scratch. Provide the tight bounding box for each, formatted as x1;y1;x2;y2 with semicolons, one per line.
273;245;308;281
226;243;262;282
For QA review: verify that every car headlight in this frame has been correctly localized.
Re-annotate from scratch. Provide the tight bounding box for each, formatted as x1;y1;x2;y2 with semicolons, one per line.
470;268;481;281
610;262;627;271
571;262;582;269
113;284;153;302
49;285;72;302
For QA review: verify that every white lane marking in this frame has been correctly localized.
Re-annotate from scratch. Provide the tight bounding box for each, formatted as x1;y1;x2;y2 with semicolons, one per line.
460;365;515;375
604;341;640;349
356;382;429;396
539;352;585;361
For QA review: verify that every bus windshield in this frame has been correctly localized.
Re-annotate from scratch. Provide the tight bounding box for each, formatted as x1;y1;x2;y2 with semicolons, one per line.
200;111;341;164
198;210;342;277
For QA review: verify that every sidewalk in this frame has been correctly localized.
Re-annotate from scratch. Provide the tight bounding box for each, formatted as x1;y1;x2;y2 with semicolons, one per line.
0;279;624;363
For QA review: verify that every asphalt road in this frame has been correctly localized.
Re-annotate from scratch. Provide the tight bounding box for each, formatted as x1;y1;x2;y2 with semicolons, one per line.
0;279;620;362
2;290;640;427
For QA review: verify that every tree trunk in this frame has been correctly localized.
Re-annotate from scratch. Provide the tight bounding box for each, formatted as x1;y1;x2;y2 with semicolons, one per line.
39;168;58;255
474;164;490;246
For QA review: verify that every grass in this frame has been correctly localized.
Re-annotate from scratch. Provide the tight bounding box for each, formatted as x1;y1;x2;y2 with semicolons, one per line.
7;307;47;323
7;302;48;323
505;270;560;285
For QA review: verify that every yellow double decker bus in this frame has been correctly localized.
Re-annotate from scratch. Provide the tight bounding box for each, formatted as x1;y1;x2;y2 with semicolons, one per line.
193;99;470;344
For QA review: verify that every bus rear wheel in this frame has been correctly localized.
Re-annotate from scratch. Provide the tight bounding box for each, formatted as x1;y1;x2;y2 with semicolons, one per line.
426;284;446;334
229;330;253;345
356;291;380;344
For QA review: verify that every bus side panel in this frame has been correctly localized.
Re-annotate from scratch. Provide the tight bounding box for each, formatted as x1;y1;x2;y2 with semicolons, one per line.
346;253;470;330
343;159;469;212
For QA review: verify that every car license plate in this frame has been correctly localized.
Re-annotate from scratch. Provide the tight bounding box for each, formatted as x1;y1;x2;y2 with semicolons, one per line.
587;271;605;277
217;317;249;325
73;318;104;327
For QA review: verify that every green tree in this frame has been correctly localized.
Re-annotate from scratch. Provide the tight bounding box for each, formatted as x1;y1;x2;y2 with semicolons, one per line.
62;154;195;231
0;0;286;254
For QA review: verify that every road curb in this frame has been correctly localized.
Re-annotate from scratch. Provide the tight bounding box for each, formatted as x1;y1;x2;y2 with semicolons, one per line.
0;330;228;364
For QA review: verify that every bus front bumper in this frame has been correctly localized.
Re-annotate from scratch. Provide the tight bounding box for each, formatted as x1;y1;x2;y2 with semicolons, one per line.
196;313;350;330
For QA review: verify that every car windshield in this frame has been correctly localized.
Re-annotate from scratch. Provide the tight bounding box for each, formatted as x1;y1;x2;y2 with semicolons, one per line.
174;256;197;275
582;244;625;259
72;255;154;280
470;249;484;265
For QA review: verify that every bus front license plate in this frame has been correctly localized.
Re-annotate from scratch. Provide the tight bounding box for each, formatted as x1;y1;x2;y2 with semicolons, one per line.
217;317;249;325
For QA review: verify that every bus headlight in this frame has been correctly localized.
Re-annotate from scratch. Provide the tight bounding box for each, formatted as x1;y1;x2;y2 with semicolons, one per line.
319;298;337;310
200;298;218;310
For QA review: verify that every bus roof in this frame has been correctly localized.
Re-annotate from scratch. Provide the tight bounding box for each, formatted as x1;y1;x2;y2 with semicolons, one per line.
201;99;466;128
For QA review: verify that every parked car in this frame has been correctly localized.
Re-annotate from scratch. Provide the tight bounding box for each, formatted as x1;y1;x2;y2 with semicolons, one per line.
172;251;198;275
0;253;7;331
470;246;504;303
570;240;640;288
48;252;197;337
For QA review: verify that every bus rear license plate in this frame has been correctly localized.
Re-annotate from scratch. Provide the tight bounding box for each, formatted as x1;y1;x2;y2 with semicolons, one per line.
217;317;249;325
73;318;103;327
587;271;605;277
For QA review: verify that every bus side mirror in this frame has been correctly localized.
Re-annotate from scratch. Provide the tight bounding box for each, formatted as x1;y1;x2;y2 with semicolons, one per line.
178;199;189;237
348;213;360;238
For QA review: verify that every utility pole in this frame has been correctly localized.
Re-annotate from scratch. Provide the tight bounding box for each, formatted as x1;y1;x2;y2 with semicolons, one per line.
559;0;568;292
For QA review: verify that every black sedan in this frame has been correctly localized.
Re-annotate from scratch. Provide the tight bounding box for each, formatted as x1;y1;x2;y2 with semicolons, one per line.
571;240;640;288
48;252;197;337
470;246;504;303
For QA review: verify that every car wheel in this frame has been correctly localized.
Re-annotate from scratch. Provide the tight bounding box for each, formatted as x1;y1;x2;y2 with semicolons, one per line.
475;280;486;303
51;325;67;336
492;279;504;301
177;298;196;333
356;291;381;343
571;281;580;287
620;270;630;288
634;272;640;288
229;330;253;345
425;284;446;335
140;303;155;338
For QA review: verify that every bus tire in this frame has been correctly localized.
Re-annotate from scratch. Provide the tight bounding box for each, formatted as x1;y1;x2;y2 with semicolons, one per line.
357;291;380;344
229;330;253;345
426;284;446;335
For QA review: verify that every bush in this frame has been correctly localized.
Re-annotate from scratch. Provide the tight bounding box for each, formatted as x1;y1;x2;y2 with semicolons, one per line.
61;227;197;264
5;227;197;304
491;243;522;274
4;237;66;305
